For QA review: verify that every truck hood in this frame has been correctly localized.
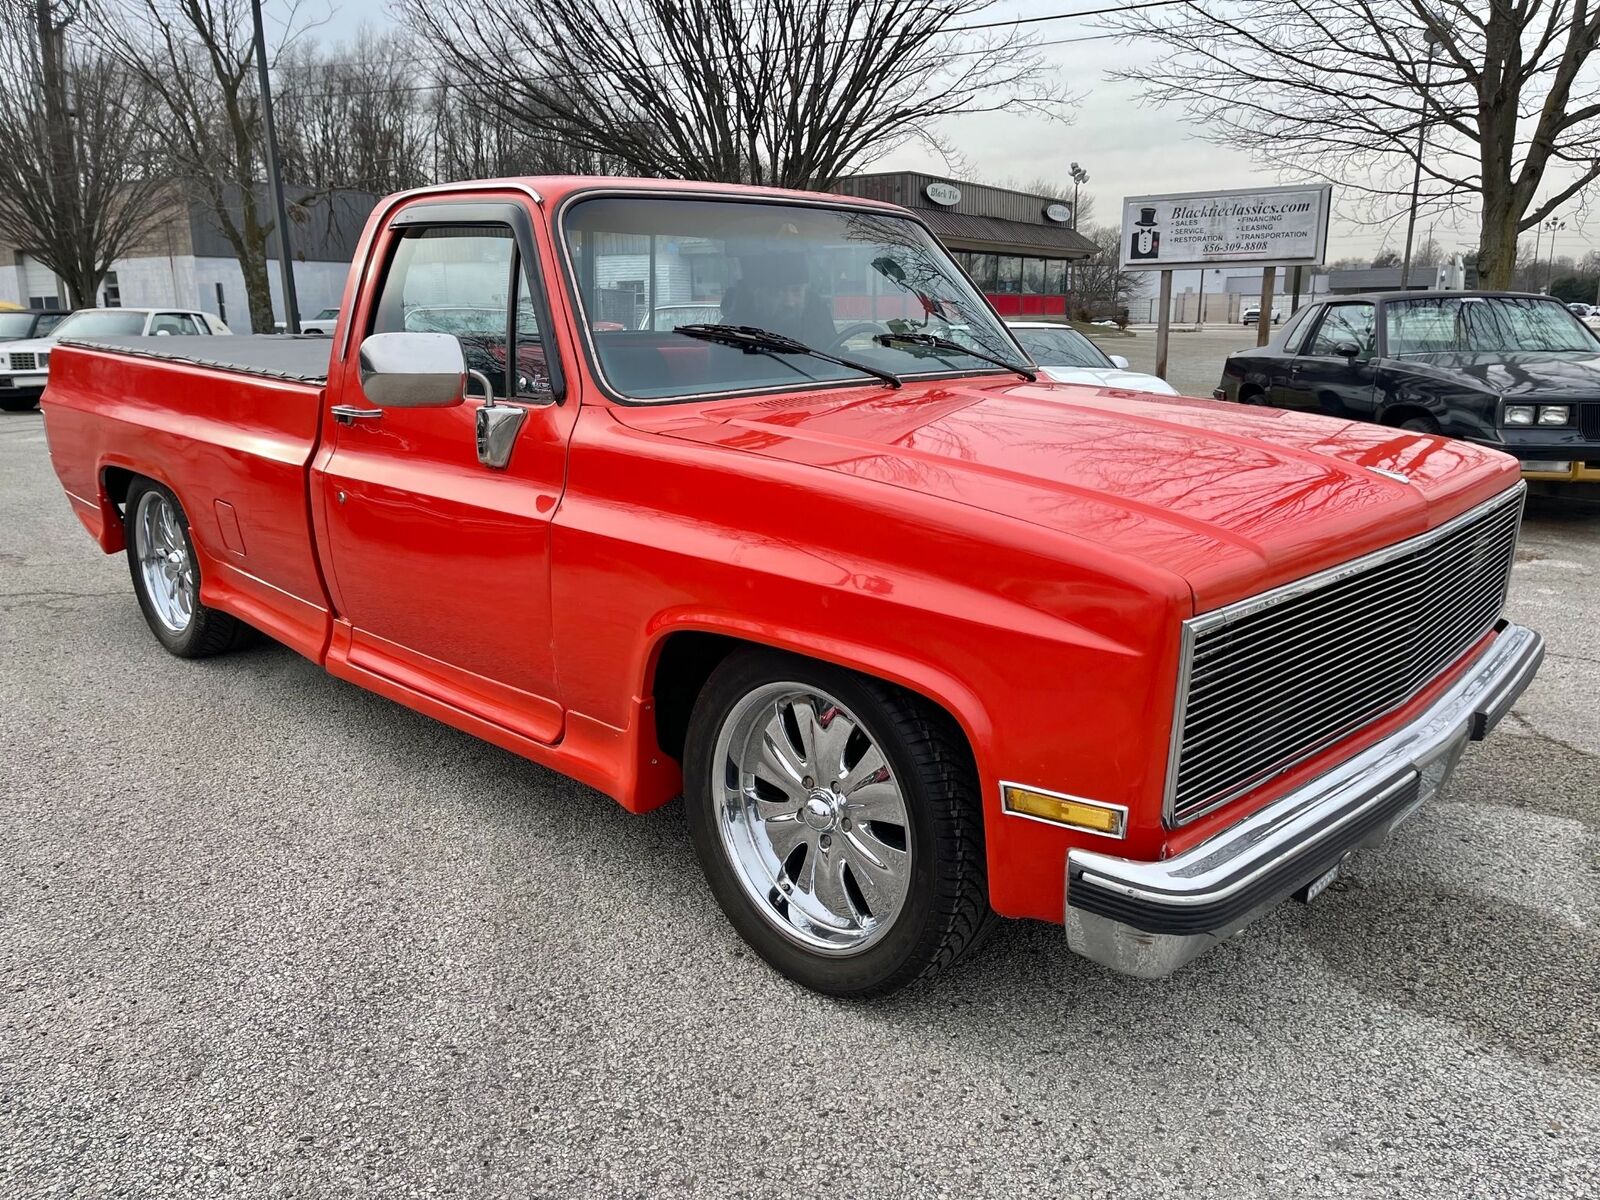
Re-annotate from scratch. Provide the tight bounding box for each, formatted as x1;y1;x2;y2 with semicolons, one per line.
620;377;1520;611
1393;350;1600;398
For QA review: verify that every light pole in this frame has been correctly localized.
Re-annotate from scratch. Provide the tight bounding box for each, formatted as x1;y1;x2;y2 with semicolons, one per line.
1400;20;1442;290
1069;162;1089;231
251;0;300;334
1542;217;1566;293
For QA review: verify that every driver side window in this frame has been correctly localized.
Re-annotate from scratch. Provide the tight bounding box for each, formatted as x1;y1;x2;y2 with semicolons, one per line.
1306;303;1376;360
369;224;551;404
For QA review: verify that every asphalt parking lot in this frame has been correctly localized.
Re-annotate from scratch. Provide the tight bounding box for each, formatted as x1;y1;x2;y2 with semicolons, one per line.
1086;324;1263;397
2;407;1596;1198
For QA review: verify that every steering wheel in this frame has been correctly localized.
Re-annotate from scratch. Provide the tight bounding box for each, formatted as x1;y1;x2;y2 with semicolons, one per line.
829;321;889;353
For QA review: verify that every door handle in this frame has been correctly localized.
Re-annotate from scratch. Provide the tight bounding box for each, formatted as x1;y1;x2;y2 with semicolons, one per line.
331;404;383;425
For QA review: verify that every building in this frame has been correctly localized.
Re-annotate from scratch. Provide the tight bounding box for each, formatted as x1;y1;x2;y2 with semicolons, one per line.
1326;265;1478;294
830;172;1099;317
0;183;379;327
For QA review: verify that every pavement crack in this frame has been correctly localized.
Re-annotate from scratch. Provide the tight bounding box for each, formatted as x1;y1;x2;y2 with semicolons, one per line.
1509;711;1596;760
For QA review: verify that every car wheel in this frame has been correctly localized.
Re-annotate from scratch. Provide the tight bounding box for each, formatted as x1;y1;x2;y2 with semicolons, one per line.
0;397;39;412
1398;415;1440;434
684;649;992;997
125;478;254;658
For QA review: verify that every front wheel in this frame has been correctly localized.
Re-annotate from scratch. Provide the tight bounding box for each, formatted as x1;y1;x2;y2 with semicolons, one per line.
684;650;992;997
125;478;253;657
0;396;40;412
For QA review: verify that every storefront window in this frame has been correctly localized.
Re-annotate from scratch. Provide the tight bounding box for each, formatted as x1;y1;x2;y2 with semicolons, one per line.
968;254;997;291
996;256;1022;294
1044;260;1067;295
1022;258;1046;294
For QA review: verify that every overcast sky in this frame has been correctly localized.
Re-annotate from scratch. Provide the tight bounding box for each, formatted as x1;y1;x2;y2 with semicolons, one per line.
306;0;1591;266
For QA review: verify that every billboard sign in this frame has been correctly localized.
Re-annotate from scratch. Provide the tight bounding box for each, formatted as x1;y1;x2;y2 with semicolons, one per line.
1119;184;1332;271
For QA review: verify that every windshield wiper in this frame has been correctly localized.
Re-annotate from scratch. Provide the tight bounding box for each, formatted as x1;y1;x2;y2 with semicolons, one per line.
674;323;901;389
874;332;1037;382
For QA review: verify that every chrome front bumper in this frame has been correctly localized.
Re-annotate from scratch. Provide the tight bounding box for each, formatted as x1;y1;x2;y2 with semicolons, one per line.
1064;622;1544;979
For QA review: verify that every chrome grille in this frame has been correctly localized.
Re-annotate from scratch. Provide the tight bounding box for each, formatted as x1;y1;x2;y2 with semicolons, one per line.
1166;485;1524;825
8;352;35;371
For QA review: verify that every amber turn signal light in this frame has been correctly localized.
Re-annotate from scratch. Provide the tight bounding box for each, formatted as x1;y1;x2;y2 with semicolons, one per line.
1001;784;1127;838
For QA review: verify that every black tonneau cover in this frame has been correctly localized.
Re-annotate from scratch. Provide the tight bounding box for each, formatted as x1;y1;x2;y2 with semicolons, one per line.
60;335;332;385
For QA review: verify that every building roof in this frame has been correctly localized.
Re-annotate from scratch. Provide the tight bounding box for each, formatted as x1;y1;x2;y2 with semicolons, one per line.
831;171;1099;259
914;209;1099;259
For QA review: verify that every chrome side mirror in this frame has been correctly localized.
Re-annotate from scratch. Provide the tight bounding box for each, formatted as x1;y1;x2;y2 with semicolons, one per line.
358;332;466;409
1109;354;1130;369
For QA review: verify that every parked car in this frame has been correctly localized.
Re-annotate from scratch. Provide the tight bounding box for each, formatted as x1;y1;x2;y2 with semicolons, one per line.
1002;320;1177;394
639;303;723;331
41;178;1542;997
1;307;230;412
1566;302;1593;319
1216;290;1600;484
300;307;340;336
1240;306;1281;326
0;308;71;344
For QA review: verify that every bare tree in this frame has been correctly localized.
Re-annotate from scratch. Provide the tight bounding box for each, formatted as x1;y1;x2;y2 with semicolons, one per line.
1072;223;1147;315
275;29;429;194
400;0;1070;189
423;75;624;183
100;0;309;332
1106;1;1600;288
0;1;167;305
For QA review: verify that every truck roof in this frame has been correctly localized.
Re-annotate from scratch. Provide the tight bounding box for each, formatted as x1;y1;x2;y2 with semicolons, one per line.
59;335;330;385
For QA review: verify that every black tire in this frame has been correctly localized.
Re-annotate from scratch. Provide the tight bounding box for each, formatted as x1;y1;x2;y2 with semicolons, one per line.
684;649;993;997
0;396;40;412
124;478;254;658
1398;414;1440;434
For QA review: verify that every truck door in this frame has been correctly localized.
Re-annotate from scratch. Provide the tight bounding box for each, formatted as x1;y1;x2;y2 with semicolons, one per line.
1272;301;1379;419
315;200;577;745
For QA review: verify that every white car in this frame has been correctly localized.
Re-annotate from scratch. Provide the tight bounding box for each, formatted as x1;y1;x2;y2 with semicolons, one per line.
300;306;340;336
0;307;230;411
1241;306;1282;326
1004;320;1178;395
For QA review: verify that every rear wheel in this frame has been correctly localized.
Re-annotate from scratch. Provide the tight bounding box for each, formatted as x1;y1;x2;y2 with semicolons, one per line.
684;649;992;997
125;478;252;658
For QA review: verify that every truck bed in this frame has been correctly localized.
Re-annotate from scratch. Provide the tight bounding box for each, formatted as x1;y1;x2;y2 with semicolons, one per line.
60;335;332;385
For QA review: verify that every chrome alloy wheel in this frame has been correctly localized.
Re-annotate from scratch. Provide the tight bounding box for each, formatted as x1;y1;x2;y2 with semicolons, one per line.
712;683;913;954
133;489;196;634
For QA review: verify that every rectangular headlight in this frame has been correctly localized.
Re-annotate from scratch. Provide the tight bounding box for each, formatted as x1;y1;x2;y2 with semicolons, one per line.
1503;405;1536;426
1537;405;1570;425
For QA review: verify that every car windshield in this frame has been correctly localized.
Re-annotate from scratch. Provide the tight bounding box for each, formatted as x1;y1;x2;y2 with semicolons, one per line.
0;313;39;338
1386;296;1599;355
562;195;1025;401
51;310;146;338
1006;326;1112;369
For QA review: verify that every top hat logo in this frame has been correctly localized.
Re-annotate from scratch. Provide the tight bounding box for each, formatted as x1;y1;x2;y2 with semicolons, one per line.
1134;206;1159;227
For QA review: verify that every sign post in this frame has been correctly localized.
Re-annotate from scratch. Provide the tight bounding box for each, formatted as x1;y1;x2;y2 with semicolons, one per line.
1120;184;1332;381
1256;266;1276;346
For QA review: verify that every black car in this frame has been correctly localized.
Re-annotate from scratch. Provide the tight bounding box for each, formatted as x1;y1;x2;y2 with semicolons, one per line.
1215;291;1600;483
0;308;68;343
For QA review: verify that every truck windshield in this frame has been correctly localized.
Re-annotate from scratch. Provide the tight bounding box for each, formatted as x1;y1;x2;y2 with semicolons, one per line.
51;311;147;339
1385;296;1600;356
561;195;1027;402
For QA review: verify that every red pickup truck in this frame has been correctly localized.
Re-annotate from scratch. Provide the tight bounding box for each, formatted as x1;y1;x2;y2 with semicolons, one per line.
42;177;1543;995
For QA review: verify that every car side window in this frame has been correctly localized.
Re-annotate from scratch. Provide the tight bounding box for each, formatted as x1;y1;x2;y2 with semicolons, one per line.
1306;303;1376;360
1280;305;1317;353
36;314;64;336
370;224;519;399
151;313;200;336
